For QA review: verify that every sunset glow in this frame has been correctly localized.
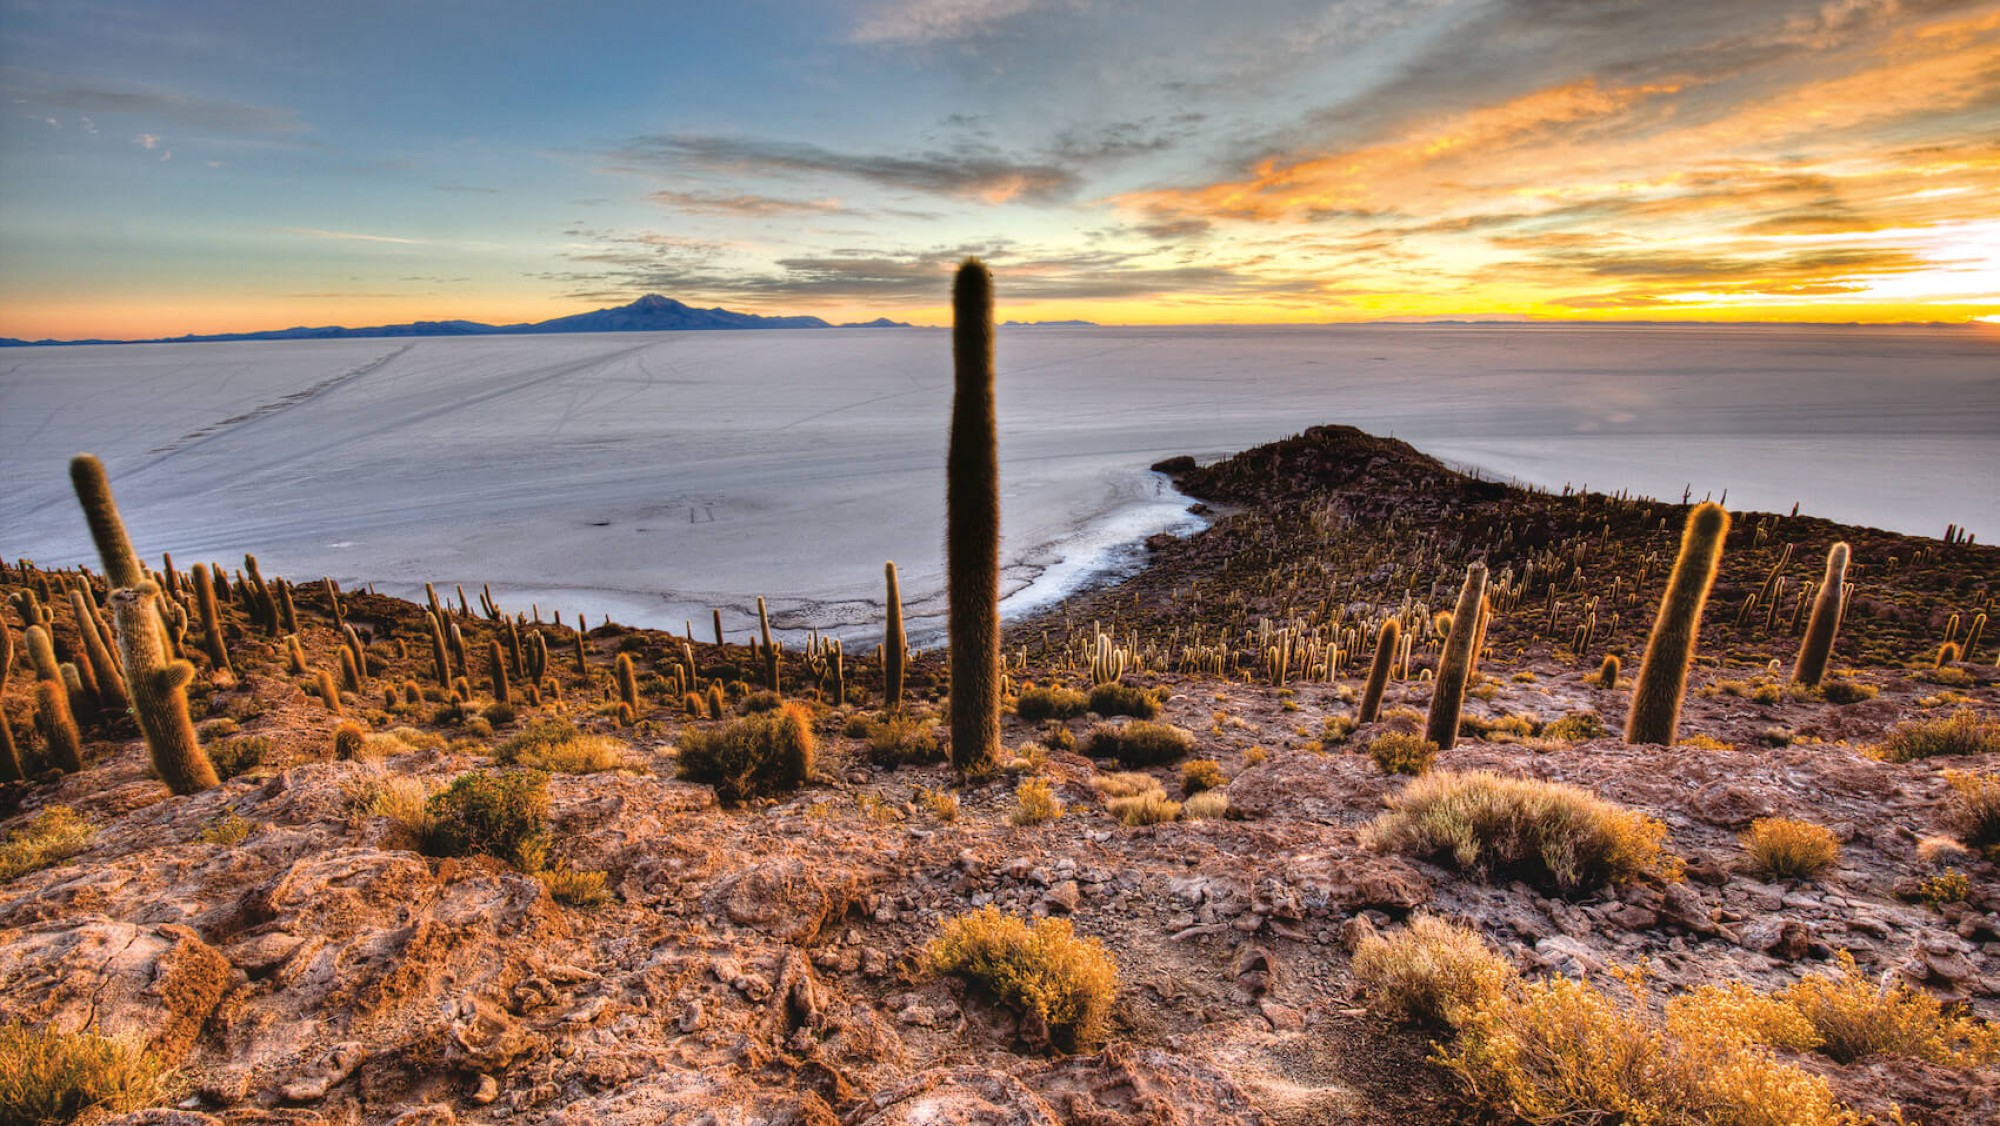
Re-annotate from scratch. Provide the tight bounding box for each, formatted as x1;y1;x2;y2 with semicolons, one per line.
3;1;1996;338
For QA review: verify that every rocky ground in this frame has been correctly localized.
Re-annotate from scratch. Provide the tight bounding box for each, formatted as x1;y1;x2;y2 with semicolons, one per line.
2;426;1997;1125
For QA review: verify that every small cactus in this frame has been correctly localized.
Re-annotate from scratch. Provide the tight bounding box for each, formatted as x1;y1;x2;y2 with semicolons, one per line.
333;721;366;761
0;618;21;781
1424;563;1488;750
1790;543;1849;689
1595;654;1620;689
1627;503;1730;746
946;258;1001;775
488;640;511;706
615;652;640;714
67;590;129;715
110;583;218;793
756;596;781;692
316;668;344;715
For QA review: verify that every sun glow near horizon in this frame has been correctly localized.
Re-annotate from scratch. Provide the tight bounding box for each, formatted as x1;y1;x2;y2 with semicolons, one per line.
1;1;1997;340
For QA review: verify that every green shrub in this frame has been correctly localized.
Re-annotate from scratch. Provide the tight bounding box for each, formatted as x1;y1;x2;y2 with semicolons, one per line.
1368;733;1438;776
421;768;550;872
1087;682;1160;719
0;1023;173;1125
1353;915;1516;1026
925;906;1118;1051
1369;770;1675;893
0;807;92;882
1873;710;2000;762
1015;686;1088;722
676;702;815;805
1080;721;1193;765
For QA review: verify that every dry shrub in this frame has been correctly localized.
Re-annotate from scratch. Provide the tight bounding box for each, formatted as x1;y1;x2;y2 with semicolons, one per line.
198;812;254;846
1444;975;1857;1126
1089;771;1160;799
1106;791;1180;826
496;718;633;773
1011;777;1063;826
1015;686;1088;722
1942;769;2000;853
864;714;944;767
1080;720;1193;765
676;702;815;804
1369;770;1675;893
1182;790;1229;821
1740;818;1841;881
915;785;960;822
1542;711;1606;742
1873;709;2000;762
537;866;612;907
1368;732;1438;776
0;807;92;882
1351;915;1516;1026
206;735;270;780
1181;758;1225;794
0;1023;173;1125
925;906;1118;1051
350;773;435;847
1087;682;1161;719
1780;951;2000;1066
1819;680;1876;705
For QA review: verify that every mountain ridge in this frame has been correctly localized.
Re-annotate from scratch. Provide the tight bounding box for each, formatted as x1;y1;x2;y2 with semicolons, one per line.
0;295;918;347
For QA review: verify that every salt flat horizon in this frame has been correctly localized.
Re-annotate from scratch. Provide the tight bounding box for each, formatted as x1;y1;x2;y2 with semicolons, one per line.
2;322;1994;642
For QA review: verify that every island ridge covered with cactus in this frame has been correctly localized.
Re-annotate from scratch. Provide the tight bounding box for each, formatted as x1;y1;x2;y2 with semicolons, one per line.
2;262;1999;1125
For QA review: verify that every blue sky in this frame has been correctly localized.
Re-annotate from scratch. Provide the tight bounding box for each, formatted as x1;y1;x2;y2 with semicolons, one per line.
3;0;1997;337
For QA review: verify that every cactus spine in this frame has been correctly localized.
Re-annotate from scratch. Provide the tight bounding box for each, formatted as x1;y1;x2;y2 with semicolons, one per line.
1790;542;1849;688
946;258;1000;775
1626;503;1730;746
192;564;233;680
884;561;907;713
1424;563;1488;750
111;583;218;793
1358;618;1399;724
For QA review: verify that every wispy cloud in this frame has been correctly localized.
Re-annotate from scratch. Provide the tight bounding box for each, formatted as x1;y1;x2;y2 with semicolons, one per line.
615;134;1078;203
645;189;846;216
274;227;427;245
849;0;1068;45
3;67;305;135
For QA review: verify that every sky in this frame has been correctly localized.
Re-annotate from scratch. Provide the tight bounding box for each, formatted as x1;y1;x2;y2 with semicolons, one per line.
2;0;1997;338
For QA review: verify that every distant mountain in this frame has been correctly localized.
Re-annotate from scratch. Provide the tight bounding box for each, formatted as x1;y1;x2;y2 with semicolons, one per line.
0;295;882;346
838;317;915;328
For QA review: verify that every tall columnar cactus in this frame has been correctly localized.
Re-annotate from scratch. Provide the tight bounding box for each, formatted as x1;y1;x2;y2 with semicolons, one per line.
756;596;781;691
884;561;907;713
615;652;640;714
67;589;129;715
110;583;219;793
1626;503;1730;746
946;258;1000;775
1964;613;1988;666
192;564;233;680
1790;542;1850;689
1424;563;1489;750
0;617;22;782
69;454;145;588
488;640;511;706
36;679;86;773
277;580;299;634
427;611;452;687
243;555;279;637
1358;618;1399;723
